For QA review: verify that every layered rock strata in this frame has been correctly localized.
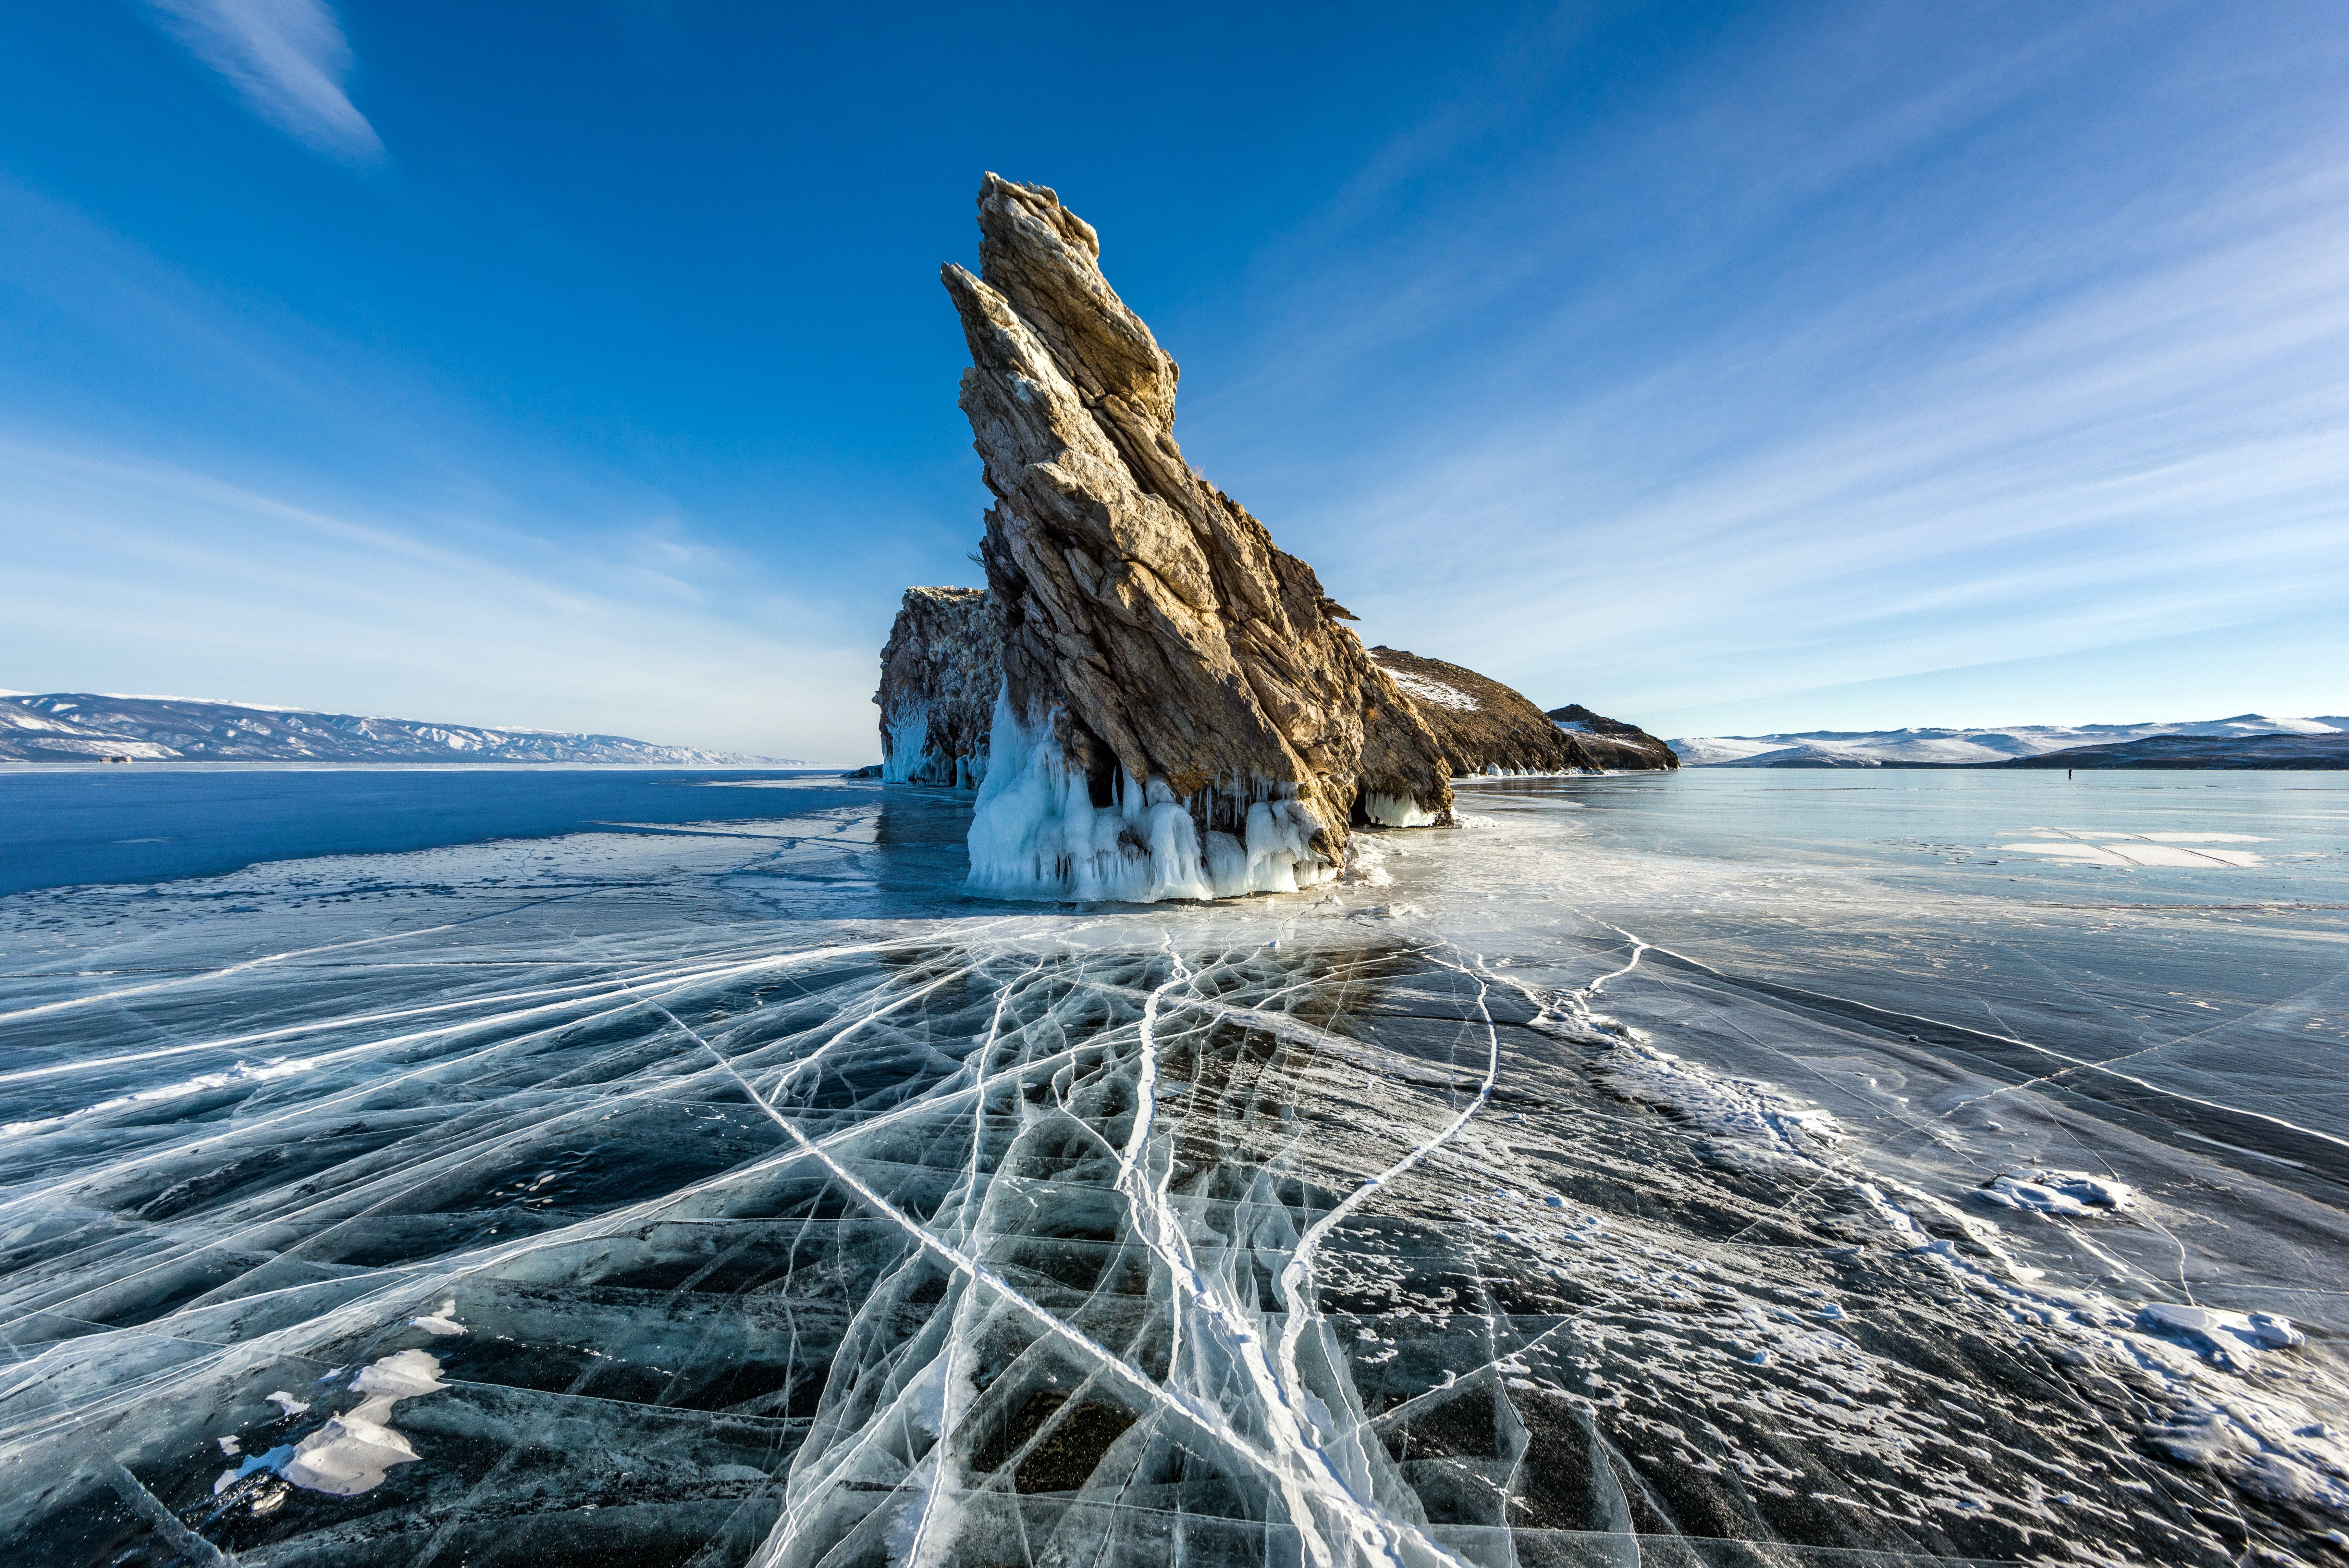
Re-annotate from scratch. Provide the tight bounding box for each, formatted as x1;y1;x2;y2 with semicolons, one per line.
875;586;1001;787
1545;704;1681;771
941;175;1453;900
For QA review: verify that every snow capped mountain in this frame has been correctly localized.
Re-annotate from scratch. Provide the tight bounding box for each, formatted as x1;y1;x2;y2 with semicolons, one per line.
1669;715;2349;768
0;693;793;765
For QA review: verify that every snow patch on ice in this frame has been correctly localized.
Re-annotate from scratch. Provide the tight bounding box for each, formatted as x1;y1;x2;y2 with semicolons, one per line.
2137;1303;2305;1368
210;1350;449;1504
407;1298;466;1336
1980;1168;2136;1214
278;1349;448;1496
1340;836;1393;887
2149;1394;2349;1514
1596;1038;1846;1169
1995;833;2268;868
1855;1181;2349;1518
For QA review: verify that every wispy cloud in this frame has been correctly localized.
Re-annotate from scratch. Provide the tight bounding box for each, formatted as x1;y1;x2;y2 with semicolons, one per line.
148;0;383;160
0;434;878;758
1174;5;2349;731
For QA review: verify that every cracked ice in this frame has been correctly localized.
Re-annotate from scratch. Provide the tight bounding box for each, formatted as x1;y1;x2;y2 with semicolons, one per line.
2;777;2346;1567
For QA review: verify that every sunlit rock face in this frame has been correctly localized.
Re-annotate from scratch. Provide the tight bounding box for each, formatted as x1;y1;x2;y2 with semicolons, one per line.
1368;648;1680;776
941;174;1454;900
1543;704;1680;771
877;586;1002;788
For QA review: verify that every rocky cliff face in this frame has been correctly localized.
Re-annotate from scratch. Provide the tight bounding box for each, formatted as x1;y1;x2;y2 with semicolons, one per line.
1370;647;1578;776
941;175;1453;900
875;587;1001;787
1364;649;1679;775
1545;704;1681;771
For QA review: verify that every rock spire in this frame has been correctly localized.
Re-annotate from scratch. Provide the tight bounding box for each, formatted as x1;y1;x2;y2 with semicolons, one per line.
942;174;1452;900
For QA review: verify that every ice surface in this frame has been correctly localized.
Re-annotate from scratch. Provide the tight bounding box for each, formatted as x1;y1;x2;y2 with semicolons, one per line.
2;768;2345;1566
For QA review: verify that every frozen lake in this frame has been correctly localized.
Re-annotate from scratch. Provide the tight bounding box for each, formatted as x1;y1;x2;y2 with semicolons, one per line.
2;767;2344;1566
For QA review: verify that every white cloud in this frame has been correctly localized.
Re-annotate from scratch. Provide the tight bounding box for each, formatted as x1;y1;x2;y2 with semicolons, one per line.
1169;7;2349;732
0;436;883;762
149;0;383;160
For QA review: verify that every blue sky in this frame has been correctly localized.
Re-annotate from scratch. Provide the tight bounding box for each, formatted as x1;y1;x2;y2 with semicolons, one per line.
1;2;2342;760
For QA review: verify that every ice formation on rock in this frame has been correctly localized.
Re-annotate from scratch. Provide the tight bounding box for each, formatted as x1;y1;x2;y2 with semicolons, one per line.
876;586;1001;788
941;175;1454;901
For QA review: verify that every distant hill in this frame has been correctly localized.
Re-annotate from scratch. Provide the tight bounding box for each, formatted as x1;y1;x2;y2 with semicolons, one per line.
1670;714;2347;768
1975;732;2349;770
0;692;793;765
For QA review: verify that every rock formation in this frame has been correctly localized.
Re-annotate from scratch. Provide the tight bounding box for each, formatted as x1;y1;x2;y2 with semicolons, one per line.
1370;647;1575;776
1365;648;1679;775
941;175;1454;900
875;586;1001;787
1545;704;1681;771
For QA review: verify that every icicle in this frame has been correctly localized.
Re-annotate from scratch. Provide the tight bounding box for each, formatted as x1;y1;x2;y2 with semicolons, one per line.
964;687;1337;902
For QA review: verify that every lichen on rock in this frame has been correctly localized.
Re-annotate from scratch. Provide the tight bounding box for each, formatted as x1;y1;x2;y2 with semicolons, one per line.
876;586;1001;788
941;174;1453;900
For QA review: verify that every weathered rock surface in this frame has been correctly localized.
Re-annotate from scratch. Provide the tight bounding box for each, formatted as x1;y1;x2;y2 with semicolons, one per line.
875;586;1001;787
1363;648;1679;776
942;175;1453;899
1545;704;1681;771
1370;647;1573;776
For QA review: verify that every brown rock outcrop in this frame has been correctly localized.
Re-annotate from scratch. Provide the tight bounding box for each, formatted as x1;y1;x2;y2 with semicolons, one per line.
875;586;1001;787
942;175;1453;899
1368;647;1679;775
1545;704;1681;771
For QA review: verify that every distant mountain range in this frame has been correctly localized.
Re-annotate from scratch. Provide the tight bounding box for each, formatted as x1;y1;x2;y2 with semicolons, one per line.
0;692;792;765
1670;714;2348;769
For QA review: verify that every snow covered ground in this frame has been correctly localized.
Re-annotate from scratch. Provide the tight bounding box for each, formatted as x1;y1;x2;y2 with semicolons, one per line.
1670;713;2348;767
2;771;2344;1565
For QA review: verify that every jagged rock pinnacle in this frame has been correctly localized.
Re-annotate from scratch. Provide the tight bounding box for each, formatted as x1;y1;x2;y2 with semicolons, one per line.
942;174;1452;897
